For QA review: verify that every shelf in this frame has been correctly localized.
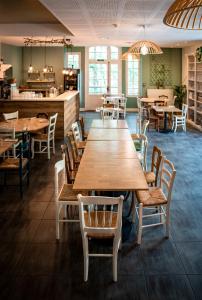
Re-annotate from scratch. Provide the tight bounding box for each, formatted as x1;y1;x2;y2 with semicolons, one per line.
188;106;195;111
27;80;55;83
188;98;195;101
197;90;202;93
197;110;202;115
188;88;195;91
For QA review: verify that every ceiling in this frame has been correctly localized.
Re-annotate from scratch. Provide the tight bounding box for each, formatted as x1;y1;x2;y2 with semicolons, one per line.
0;0;201;47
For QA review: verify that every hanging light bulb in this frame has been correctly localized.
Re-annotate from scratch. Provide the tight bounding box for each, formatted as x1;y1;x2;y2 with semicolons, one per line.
43;65;48;73
28;64;33;73
69;69;73;76
140;45;149;55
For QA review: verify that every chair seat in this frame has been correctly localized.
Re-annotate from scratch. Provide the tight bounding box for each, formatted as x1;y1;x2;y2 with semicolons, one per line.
59;184;88;201
144;171;155;184
33;133;48;141
76;141;86;149
84;211;117;238
136;187;167;206
0;157;28;170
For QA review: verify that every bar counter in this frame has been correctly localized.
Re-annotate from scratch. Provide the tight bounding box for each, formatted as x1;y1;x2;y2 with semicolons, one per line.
0;91;80;139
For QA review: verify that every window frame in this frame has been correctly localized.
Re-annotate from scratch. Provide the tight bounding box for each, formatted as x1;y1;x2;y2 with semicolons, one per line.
66;52;81;69
125;57;140;97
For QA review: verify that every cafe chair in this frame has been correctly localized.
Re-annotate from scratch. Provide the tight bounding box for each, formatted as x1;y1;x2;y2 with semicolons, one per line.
131;119;149;151
65;133;81;170
0;141;30;198
132;134;148;171
172;104;188;132
31;113;58;159
78;116;88;140
118;97;127;119
3;111;19;120
71;122;86;152
144;145;163;186
61;144;77;184
78;194;124;282
54;155;88;240
135;157;176;244
102;103;117;120
0;127;21;158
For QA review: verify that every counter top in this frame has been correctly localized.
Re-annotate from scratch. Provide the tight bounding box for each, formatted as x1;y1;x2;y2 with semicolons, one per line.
2;91;79;102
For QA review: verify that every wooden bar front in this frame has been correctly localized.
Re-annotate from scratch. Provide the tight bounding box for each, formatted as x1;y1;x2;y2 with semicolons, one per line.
0;91;80;139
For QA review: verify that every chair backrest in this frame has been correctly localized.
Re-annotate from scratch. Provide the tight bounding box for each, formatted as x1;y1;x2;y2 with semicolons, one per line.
159;157;176;206
3;111;19;120
182;104;188;118
68;130;80;160
54;156;66;203
78;194;123;239
0;127;16;140
118;97;127;109
72;121;82;142
64;132;76;171
142;119;149;135
137;98;142;110
139;134;148;171
151;145;163;186
61;144;74;184
154;100;165;106
48;113;58;140
78;116;85;141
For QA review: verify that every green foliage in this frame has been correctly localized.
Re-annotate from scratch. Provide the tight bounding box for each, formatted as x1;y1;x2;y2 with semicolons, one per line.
173;85;186;109
196;47;202;62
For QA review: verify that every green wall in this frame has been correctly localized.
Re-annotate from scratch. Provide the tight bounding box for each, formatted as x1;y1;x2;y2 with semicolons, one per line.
22;46;64;87
1;43;23;86
122;47;182;108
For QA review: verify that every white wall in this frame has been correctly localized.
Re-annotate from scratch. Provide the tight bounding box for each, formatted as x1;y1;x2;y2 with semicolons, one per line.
182;42;202;85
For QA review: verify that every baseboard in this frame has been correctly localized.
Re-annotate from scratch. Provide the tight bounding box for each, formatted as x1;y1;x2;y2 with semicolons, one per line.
80;108;138;112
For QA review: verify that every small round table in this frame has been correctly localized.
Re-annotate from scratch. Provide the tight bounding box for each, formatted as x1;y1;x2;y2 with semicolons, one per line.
0;117;49;133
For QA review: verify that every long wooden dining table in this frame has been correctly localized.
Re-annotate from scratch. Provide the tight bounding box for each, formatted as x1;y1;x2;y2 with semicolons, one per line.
73;119;148;193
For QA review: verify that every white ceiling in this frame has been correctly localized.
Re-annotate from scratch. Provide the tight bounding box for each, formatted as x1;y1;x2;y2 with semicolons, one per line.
0;0;202;47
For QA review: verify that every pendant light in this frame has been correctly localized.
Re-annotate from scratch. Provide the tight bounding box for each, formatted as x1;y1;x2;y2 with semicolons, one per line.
43;40;47;73
28;43;33;73
163;0;202;30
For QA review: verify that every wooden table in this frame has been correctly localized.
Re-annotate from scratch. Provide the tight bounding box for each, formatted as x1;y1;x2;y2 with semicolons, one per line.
152;105;181;133
0;140;15;156
82;141;138;160
73;159;148;191
0;117;49;133
141;98;168;105
74;120;148;192
87;128;131;141
91;119;128;129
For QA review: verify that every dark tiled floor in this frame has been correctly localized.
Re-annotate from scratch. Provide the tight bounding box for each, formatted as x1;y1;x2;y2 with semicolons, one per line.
0;112;202;299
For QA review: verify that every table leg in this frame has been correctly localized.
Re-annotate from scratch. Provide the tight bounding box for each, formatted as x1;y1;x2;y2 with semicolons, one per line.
160;112;171;133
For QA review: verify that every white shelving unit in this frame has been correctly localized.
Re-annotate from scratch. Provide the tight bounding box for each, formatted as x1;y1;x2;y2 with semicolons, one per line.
187;54;202;131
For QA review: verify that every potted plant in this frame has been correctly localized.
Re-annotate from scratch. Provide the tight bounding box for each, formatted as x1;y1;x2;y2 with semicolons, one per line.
196;47;202;62
173;85;187;109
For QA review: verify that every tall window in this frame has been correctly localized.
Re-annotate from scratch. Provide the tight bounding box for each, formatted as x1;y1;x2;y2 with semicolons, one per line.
88;46;120;95
67;52;80;69
126;54;140;96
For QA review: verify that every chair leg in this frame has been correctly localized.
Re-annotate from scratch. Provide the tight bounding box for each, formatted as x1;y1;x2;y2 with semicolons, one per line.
56;205;60;240
137;203;143;245
31;139;35;159
47;141;50;159
83;236;89;282
112;251;118;282
165;206;170;238
132;192;136;223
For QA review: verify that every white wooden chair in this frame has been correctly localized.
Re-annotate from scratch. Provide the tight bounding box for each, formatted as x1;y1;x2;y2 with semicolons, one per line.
54;155;88;240
132;134;148;171
144;145;163;186
172;104;188;132
118;97;127;119
101;103;117;120
78;194;124;282
0;127;21;158
71;122;86;152
31;113;58;159
135;157;176;244
3;111;19;120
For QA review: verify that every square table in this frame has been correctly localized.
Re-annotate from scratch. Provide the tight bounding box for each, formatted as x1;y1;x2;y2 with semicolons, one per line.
82;140;138;161
152;105;181;133
87;128;132;141
73;159;148;191
91;119;128;129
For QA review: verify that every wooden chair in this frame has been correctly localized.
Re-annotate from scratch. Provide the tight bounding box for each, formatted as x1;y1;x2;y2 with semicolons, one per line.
135;157;176;244
131;119;149;151
172;104;188;132
144;145;163;186
54;155;88;240
132;134;148;171
118;97;127;119
31;113;58;159
0;141;30;198
64;132;80;170
0;127;21;158
61;144;77;184
3;111;19;120
78;116;88;140
102;103;117;120
71;122;86;152
78;194;124;282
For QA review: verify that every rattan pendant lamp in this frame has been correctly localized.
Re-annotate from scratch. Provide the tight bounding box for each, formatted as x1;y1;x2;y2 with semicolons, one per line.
163;0;202;30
